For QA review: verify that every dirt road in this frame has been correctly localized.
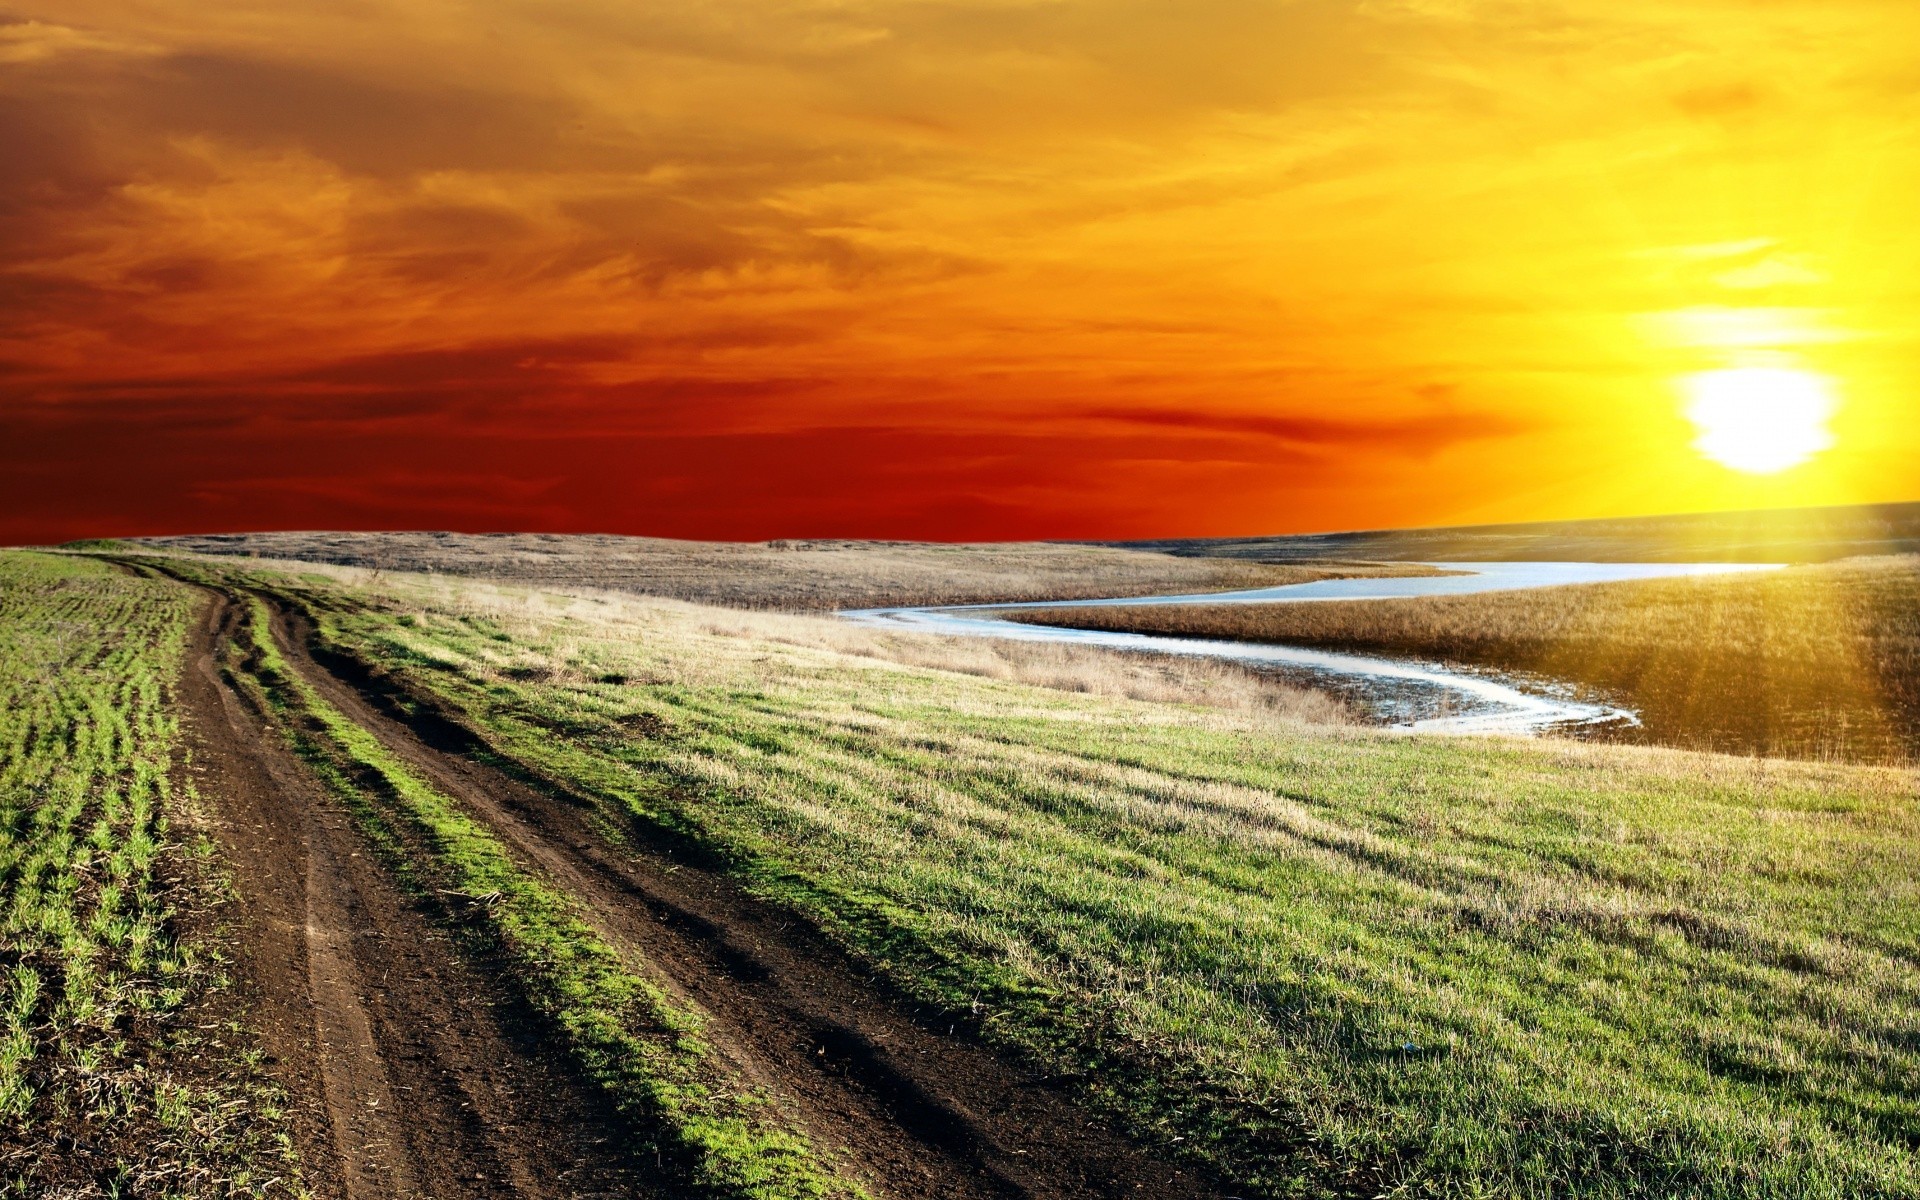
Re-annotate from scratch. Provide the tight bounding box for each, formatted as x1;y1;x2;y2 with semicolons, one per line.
175;573;1219;1198
180;590;655;1200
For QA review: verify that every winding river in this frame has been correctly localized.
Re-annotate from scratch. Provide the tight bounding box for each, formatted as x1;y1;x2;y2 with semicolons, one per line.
839;561;1781;736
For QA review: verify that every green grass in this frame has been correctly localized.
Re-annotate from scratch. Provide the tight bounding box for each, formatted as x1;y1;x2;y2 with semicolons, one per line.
0;551;302;1197
226;562;1920;1200
219;591;861;1200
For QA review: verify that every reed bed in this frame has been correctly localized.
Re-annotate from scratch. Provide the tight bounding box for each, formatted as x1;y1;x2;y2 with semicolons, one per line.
1012;556;1920;763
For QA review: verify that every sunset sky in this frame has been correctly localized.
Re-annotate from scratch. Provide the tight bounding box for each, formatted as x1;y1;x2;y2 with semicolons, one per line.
4;0;1917;542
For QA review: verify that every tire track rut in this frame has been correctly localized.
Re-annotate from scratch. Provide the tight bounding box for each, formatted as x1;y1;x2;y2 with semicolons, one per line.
265;596;1219;1200
176;587;656;1200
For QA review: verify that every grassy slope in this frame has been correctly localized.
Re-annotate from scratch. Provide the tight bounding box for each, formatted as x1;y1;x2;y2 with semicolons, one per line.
0;552;300;1197
1012;557;1920;763
242;563;1920;1199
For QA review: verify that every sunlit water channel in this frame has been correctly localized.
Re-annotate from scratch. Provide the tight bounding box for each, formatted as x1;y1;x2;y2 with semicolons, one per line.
839;562;1781;736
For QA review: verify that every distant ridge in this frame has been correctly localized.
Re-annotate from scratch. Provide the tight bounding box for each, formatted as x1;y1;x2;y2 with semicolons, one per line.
1110;500;1920;564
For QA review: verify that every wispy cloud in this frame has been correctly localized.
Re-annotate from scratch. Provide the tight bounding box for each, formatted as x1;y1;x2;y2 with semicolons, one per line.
2;0;1916;538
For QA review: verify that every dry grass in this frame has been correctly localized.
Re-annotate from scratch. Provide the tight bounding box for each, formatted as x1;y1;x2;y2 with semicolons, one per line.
265;559;1353;727
683;606;1354;725
131;531;1426;610
1123;499;1920;564
1013;555;1920;763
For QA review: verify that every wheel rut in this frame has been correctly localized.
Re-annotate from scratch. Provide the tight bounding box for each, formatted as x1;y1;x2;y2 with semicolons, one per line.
264;596;1221;1200
176;588;656;1200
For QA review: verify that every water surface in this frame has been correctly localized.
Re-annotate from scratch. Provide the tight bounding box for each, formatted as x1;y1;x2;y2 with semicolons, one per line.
840;561;1779;735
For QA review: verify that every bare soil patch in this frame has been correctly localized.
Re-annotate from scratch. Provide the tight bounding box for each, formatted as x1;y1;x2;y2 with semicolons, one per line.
177;589;657;1200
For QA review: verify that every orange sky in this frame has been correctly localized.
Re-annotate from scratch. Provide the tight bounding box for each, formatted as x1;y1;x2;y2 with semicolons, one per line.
3;0;1917;541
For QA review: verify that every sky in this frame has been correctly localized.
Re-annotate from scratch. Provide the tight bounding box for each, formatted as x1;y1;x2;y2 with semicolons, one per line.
3;0;1917;542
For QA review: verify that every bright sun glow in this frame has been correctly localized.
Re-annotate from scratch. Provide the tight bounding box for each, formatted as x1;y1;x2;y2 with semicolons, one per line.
1682;368;1837;474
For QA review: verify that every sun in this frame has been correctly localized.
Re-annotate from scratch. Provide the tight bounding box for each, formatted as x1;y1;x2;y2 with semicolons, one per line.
1681;368;1837;474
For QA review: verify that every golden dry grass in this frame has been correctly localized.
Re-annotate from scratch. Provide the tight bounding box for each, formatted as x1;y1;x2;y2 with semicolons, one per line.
1123;500;1920;564
1013;555;1920;762
132;531;1426;610
670;604;1353;725
166;554;1356;728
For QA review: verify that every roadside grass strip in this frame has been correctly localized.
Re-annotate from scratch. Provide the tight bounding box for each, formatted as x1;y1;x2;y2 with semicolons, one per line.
0;552;301;1197
265;572;1920;1200
230;596;860;1200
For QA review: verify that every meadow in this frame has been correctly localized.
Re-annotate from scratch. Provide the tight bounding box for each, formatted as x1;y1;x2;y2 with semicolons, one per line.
133;531;1423;610
1012;556;1920;763
210;557;1920;1199
0;552;299;1197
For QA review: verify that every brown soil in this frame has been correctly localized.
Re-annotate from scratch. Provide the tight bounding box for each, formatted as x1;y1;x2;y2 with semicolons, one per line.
165;555;1229;1199
177;589;658;1200
260;594;1223;1200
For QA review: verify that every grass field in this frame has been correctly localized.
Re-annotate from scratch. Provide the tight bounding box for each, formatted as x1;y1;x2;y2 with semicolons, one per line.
1010;556;1920;763
194;556;1920;1199
131;531;1424;610
0;552;300;1197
